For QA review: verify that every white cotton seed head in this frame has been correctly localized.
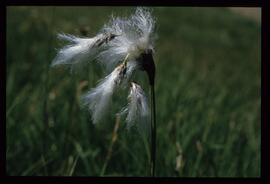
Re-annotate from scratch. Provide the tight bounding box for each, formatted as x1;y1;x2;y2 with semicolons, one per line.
122;82;150;137
97;7;156;72
51;33;106;71
128;7;156;53
81;63;131;124
51;7;156;73
52;7;156;133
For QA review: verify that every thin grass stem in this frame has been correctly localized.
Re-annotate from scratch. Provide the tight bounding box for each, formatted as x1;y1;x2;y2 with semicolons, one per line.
100;115;121;176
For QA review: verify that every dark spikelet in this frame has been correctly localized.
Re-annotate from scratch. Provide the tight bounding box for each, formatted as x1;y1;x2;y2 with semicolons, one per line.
94;33;119;47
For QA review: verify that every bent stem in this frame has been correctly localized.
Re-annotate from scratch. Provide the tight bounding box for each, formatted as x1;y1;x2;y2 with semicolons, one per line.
100;115;120;176
150;84;156;176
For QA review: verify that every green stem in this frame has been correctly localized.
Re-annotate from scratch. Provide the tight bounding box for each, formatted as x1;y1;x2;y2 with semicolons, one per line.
150;84;156;176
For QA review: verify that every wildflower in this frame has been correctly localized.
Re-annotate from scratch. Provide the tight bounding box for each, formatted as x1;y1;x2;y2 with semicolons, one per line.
52;6;157;176
52;7;156;133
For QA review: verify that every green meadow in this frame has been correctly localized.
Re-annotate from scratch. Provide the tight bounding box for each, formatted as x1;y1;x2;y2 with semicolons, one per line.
6;7;261;176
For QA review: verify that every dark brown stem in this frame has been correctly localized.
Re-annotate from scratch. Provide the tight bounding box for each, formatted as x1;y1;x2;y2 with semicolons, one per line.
139;50;156;176
150;84;156;176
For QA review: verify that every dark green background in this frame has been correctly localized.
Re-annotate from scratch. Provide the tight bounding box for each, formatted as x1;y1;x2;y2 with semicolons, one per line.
6;7;261;176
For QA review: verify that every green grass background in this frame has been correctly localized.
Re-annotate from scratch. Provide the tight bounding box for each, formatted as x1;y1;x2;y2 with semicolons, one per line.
6;7;261;176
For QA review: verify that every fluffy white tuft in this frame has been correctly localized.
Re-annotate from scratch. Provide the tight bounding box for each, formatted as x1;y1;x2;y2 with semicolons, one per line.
51;8;155;72
121;82;150;137
51;33;104;71
81;62;135;124
52;7;156;131
97;7;156;71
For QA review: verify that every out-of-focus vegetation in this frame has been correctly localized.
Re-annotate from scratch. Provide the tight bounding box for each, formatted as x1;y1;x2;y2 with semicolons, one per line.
6;7;261;176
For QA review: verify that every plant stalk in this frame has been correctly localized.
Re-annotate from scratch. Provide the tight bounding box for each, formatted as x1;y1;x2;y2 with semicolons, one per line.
150;84;156;176
140;50;156;177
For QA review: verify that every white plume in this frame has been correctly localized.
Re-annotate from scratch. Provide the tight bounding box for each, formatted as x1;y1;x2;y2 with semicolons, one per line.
51;7;155;73
52;7;156;135
121;82;150;137
81;62;135;124
97;7;156;71
51;33;105;71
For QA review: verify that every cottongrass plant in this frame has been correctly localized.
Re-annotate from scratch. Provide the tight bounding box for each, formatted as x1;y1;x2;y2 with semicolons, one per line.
51;7;157;176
